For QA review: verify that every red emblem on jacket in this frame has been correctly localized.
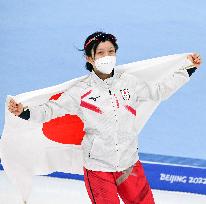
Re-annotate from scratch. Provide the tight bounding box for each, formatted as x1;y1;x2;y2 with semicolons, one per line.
120;88;130;100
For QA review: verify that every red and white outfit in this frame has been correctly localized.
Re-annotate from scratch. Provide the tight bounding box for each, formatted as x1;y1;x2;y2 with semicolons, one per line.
27;61;192;203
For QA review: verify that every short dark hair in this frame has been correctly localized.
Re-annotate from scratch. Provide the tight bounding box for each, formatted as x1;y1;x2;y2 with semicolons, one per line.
80;31;119;72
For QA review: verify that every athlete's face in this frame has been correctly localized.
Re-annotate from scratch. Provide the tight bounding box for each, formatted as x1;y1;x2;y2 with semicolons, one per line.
86;41;116;67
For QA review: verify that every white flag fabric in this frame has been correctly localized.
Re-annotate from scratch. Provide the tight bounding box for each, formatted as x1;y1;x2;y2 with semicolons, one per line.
0;53;194;203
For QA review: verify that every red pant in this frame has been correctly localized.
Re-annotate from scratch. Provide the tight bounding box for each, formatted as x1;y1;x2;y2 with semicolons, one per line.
83;160;155;204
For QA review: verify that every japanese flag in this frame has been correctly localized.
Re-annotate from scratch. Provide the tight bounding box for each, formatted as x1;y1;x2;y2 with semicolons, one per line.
0;53;194;203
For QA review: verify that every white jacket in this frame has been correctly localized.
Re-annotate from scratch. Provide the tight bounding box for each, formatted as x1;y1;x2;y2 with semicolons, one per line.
27;64;191;172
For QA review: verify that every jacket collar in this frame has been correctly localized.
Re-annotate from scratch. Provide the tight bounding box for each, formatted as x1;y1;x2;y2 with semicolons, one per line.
89;69;120;89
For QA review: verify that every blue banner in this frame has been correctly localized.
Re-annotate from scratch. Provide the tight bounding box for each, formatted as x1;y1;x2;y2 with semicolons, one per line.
142;162;206;195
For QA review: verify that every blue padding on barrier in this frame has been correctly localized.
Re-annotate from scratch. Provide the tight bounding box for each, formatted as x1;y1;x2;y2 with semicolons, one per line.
142;162;206;195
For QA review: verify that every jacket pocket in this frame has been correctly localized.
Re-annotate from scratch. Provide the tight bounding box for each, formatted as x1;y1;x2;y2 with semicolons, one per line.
89;137;102;158
89;136;114;160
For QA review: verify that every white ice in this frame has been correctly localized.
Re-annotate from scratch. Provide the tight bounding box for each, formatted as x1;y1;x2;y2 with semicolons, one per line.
0;172;206;204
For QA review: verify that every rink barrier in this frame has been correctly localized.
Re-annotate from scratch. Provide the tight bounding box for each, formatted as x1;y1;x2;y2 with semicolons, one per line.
1;153;206;195
142;162;206;195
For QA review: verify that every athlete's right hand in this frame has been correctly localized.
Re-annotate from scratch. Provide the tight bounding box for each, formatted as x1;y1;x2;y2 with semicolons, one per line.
8;98;24;116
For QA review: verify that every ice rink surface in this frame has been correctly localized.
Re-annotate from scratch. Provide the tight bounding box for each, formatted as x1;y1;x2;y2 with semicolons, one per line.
0;172;206;204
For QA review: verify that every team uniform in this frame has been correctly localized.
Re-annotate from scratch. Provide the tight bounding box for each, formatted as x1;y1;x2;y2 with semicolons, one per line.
19;65;196;204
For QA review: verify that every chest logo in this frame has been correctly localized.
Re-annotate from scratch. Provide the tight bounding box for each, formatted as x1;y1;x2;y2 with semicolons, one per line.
120;89;130;100
80;90;103;114
88;96;100;101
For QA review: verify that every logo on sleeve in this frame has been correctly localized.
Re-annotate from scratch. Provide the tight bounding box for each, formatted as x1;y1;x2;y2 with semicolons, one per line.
120;89;130;100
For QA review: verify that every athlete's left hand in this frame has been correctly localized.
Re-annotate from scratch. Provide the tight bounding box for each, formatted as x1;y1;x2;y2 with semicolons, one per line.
187;53;202;68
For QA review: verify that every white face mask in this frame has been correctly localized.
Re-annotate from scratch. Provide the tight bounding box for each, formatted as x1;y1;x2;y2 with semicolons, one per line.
94;56;116;74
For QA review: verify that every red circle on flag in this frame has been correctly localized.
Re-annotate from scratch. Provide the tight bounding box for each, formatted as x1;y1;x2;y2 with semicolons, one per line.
42;92;85;145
